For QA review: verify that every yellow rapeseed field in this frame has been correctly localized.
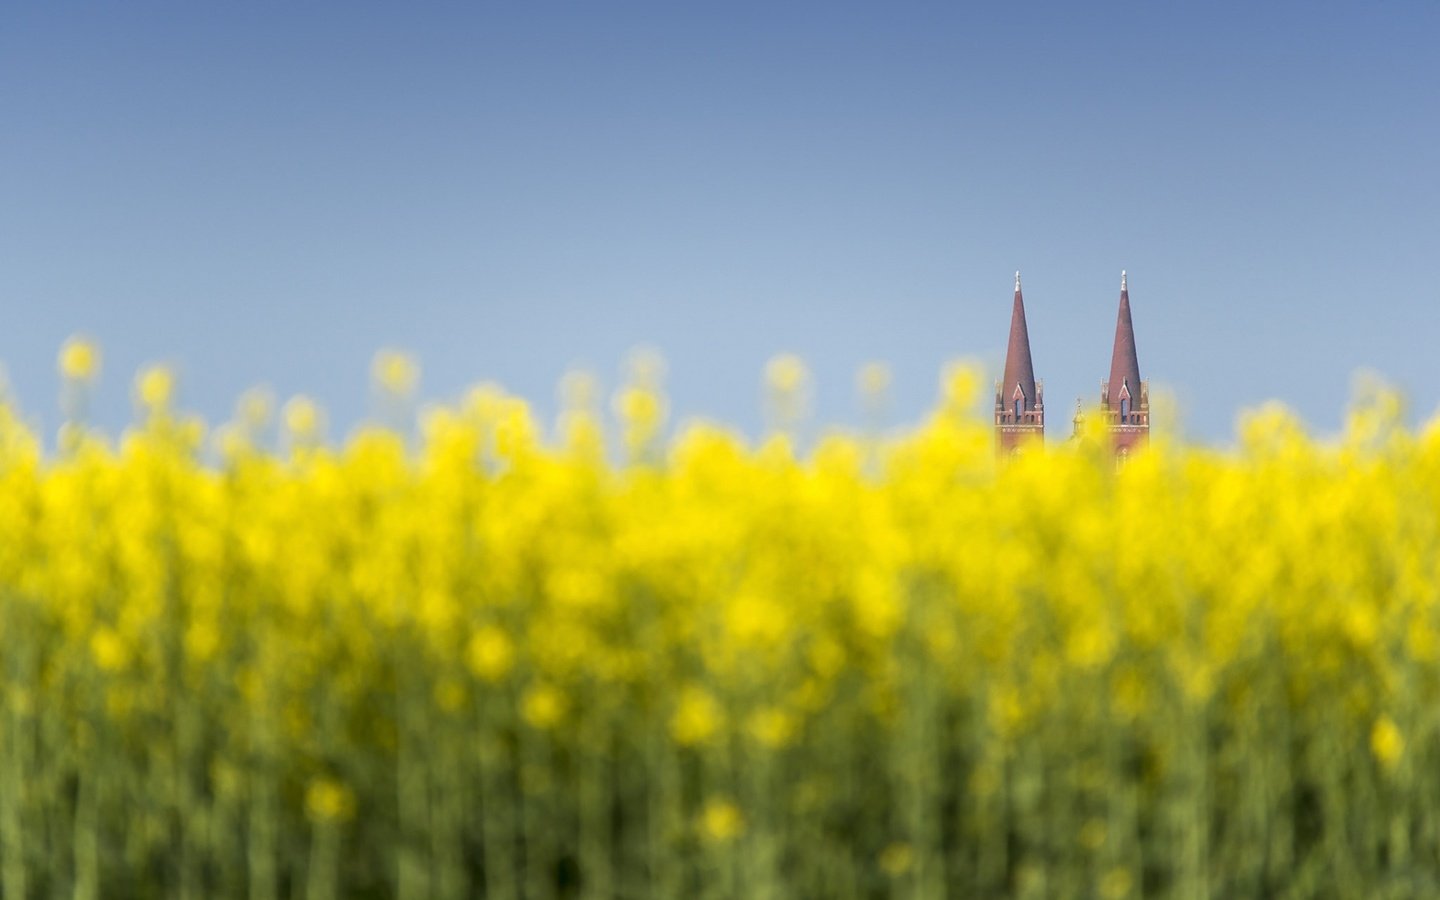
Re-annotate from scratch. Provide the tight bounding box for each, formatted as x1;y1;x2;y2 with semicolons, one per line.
1;341;1438;898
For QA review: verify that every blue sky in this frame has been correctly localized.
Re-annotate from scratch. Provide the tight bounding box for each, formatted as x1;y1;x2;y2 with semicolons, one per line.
3;1;1437;444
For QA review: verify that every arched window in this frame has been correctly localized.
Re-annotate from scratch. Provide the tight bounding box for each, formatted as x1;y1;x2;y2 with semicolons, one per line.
1120;397;1129;420
1015;398;1022;421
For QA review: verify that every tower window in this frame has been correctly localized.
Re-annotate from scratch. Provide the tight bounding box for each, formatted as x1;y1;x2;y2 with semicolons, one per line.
1120;397;1129;420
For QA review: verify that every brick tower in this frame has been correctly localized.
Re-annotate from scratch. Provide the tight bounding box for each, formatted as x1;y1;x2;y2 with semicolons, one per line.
1100;271;1148;456
995;271;1044;453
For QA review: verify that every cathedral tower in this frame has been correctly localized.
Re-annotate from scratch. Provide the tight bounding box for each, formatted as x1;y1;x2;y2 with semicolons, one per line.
1101;271;1148;456
995;271;1044;453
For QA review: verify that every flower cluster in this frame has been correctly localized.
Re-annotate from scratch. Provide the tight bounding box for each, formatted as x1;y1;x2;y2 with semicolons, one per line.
0;345;1436;897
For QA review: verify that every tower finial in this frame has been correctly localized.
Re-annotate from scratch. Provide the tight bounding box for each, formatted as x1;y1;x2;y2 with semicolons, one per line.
1015;270;1021;291
1121;270;1127;291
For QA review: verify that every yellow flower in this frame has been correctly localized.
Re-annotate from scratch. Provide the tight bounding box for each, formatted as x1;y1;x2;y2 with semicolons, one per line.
1371;715;1405;770
183;620;221;663
58;335;101;381
136;364;176;412
1078;818;1107;851
699;798;743;843
878;842;913;876
465;626;515;682
371;349;420;397
746;706;797;748
237;387;274;431
283;395;322;441
433;679;466;713
614;386;663;429
90;627;130;673
856;361;892;400
765;353;808;396
940;361;979;412
670;686;723;746
624;346;666;387
1066;624;1115;669
559;369;599;410
304;778;357;823
521;684;567;730
1100;866;1134;899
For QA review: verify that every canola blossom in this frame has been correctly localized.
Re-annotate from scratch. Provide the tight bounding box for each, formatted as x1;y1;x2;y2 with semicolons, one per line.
0;351;1438;899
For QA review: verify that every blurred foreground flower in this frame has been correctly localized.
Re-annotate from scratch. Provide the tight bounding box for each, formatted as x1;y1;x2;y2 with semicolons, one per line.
0;345;1435;897
58;335;101;382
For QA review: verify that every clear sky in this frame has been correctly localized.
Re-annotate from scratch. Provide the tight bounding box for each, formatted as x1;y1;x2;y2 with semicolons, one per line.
3;1;1438;444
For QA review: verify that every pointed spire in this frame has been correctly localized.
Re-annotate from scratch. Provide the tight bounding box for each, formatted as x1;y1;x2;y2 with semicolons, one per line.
1002;271;1038;412
1108;270;1141;408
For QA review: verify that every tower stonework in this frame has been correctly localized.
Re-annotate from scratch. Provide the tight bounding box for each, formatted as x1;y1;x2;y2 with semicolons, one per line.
1100;271;1149;457
995;272;1044;454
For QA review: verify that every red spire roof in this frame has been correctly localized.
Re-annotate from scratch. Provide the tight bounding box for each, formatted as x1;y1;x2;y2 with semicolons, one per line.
1002;271;1038;411
1108;270;1141;404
